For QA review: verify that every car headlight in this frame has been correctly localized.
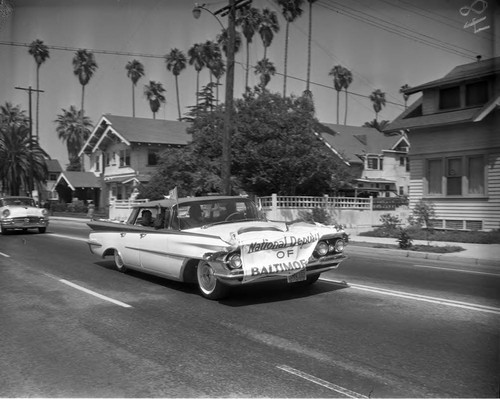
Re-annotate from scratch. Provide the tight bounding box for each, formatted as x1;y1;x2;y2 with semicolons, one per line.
333;239;345;253
314;241;329;257
227;253;242;269
2;209;10;218
41;209;48;216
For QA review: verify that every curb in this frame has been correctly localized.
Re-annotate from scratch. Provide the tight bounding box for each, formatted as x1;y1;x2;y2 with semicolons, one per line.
347;242;500;267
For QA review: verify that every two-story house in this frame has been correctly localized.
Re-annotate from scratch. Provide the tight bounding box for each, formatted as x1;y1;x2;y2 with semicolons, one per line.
79;114;191;207
385;56;500;231
316;123;410;197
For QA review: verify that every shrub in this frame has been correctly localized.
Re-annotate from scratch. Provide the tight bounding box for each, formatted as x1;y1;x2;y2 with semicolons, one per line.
412;199;436;229
397;228;413;249
380;213;401;229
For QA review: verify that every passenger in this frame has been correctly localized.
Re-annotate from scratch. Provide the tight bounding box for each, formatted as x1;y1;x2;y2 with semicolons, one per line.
140;210;153;227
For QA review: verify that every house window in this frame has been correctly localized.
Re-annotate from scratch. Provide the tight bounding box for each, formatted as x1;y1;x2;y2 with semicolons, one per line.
119;149;130;167
148;149;159;166
426;155;485;196
439;86;460;110
105;153;110;166
95;155;100;172
367;156;383;170
399;156;405;166
466;81;488;106
49;173;58;181
406;157;410;172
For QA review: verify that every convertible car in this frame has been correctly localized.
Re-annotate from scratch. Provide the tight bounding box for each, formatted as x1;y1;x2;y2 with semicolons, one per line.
0;196;49;234
87;196;347;300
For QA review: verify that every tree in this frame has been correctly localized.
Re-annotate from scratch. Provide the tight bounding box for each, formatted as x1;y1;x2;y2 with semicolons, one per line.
28;39;50;141
276;0;303;97
165;49;187;120
143;80;166;119
370;88;386;121
125;59;145;117
202;40;222;86
188;43;206;107
254;58;276;89
0;102;29;127
342;69;353;125
305;0;318;94
258;8;280;60
400;83;411;109
0;124;48;196
216;29;243;59
236;6;262;91
363;119;389;132
329;65;344;124
54;105;93;171
72;49;98;118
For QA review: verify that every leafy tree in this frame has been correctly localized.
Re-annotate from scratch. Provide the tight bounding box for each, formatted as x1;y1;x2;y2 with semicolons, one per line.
305;0;318;94
165;49;187;120
254;58;276;89
125;59;145;117
143;80;166;119
72;49;98;117
369;88;386;121
28;39;50;140
0;124;48;196
236;6;262;91
258;7;280;60
55;105;93;171
276;0;303;97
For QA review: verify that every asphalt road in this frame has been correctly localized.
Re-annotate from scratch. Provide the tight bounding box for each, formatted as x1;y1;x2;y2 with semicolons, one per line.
0;220;499;398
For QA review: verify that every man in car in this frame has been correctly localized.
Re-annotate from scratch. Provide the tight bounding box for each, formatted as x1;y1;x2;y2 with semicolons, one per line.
140;209;153;227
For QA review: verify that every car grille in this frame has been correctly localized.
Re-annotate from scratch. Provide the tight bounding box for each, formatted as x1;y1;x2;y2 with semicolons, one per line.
13;216;44;223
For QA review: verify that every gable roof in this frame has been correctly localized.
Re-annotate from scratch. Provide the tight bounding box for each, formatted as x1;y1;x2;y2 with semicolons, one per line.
54;171;100;191
316;123;406;165
45;159;63;173
79;114;191;155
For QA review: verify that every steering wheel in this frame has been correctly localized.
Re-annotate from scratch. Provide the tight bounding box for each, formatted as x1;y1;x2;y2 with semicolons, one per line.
225;212;241;221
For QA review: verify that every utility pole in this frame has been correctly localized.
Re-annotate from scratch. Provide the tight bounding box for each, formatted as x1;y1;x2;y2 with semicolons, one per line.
15;85;44;197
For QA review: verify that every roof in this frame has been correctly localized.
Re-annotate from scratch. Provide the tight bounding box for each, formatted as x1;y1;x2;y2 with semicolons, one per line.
136;196;251;208
79;114;192;155
54;171;101;191
404;57;500;95
316;123;406;165
45;159;63;173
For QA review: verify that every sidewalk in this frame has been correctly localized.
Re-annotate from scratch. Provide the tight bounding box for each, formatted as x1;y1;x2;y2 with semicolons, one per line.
51;216;500;267
347;233;500;267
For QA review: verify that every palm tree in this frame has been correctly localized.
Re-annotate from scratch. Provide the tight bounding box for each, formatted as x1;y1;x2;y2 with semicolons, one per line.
202;40;221;85
188;43;206;106
72;49;98;117
342;68;353;125
125;59;145;118
400;84;411;109
276;0;303;97
144;81;166;119
0;124;48;196
165;49;187;120
28;39;50;141
328;65;344;124
305;0;318;94
363;119;389;132
236;6;262;91
370;89;386;121
258;8;280;60
216;29;243;58
254;58;276;89
0;102;29;127
55;105;93;171
211;58;226;105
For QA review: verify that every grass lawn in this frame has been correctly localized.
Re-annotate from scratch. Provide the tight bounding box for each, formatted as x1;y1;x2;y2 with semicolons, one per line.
349;241;465;253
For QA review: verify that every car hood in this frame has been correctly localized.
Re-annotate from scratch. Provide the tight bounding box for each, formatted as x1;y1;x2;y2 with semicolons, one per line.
1;206;45;217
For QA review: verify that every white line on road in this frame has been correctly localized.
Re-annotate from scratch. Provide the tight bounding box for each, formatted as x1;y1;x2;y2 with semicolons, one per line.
59;279;132;308
277;365;368;398
320;278;500;315
0;251;10;257
48;233;88;242
412;263;500;277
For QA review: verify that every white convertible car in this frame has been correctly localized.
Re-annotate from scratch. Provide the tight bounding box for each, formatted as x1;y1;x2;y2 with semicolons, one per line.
87;196;347;300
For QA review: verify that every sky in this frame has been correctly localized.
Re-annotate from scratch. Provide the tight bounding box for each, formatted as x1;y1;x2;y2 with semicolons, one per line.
0;0;498;166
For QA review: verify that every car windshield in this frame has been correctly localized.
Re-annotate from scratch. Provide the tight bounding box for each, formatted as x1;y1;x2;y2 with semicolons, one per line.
173;198;261;230
1;198;36;207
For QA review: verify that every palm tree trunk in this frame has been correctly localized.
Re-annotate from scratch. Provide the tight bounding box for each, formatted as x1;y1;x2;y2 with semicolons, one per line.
344;88;348;125
283;21;289;98
336;91;340;124
245;41;250;91
132;83;136;117
175;76;181;120
35;65;40;141
306;1;313;92
81;85;85;117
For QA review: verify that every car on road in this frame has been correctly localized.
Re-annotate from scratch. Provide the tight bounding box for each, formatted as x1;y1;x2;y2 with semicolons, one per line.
0;196;49;234
87;196;347;300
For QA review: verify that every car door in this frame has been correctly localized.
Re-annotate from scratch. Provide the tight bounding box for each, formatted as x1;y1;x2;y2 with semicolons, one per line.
138;231;185;279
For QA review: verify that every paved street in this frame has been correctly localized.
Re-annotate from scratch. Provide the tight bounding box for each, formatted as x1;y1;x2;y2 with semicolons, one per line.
0;219;499;397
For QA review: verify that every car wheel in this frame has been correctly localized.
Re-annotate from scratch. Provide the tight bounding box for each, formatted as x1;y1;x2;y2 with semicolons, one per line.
114;250;127;273
38;227;46;233
0;225;8;235
196;261;228;300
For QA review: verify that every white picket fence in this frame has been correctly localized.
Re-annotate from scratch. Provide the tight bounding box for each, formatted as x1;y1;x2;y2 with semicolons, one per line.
108;199;149;221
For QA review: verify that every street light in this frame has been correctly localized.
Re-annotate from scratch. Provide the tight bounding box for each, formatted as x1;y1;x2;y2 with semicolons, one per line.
192;0;251;196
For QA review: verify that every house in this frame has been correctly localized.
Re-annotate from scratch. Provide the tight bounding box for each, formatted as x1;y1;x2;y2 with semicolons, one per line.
78;114;191;207
315;123;410;198
53;171;101;206
385;56;500;231
39;159;63;203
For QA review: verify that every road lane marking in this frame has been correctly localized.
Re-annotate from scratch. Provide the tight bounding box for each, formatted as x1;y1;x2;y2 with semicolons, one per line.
0;251;10;257
277;365;368;398
412;263;500;277
320;278;500;315
48;233;88;242
59;279;132;308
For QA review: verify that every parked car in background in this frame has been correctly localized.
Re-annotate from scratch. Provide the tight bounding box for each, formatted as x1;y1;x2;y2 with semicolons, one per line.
87;196;347;300
0;196;49;234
